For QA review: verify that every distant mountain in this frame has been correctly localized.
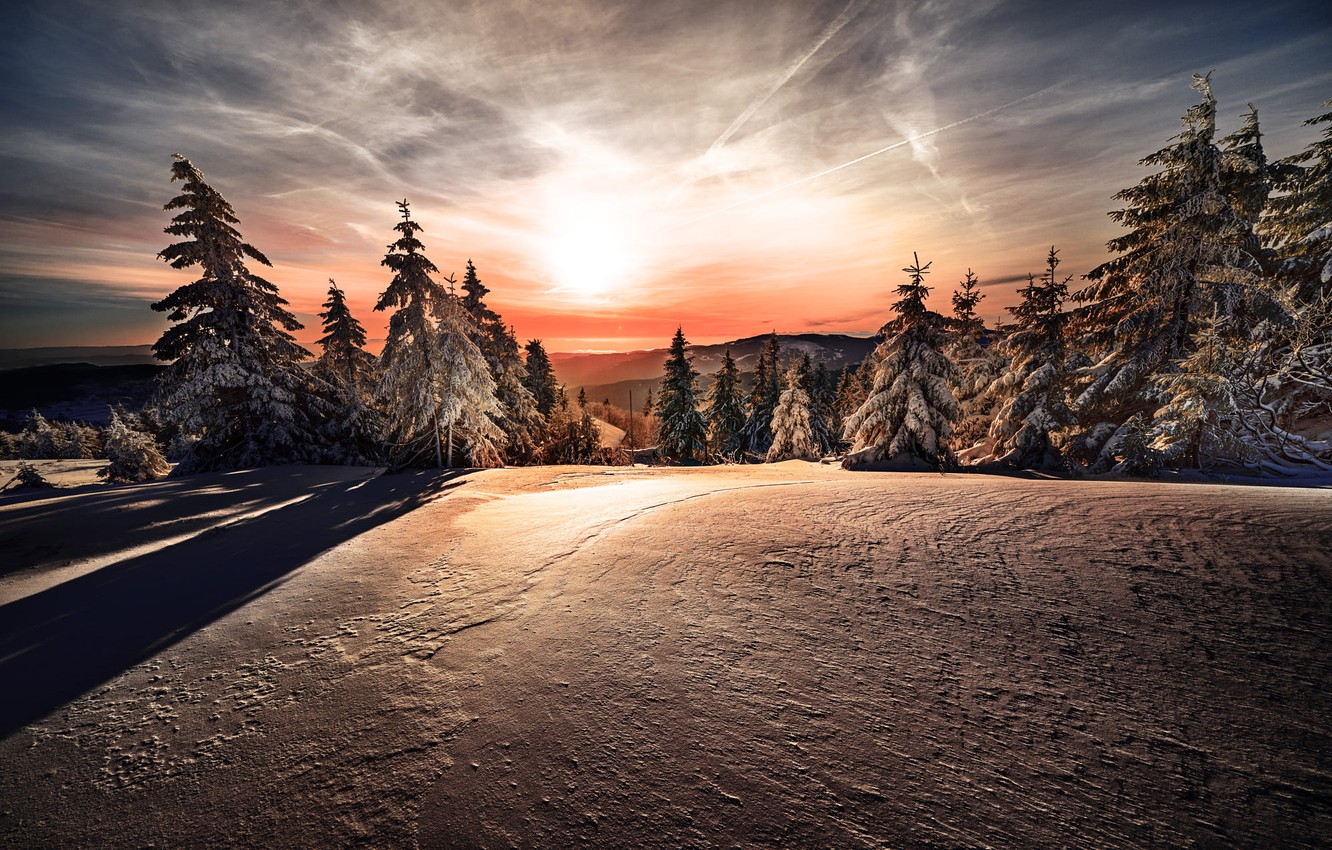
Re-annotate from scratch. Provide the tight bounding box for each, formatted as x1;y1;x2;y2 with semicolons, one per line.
552;333;880;408
0;345;157;370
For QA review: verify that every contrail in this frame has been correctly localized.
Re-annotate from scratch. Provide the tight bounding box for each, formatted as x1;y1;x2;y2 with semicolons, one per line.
668;0;871;207
706;0;872;156
671;79;1074;230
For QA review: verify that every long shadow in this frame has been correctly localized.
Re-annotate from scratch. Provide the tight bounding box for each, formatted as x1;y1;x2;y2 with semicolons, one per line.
0;468;468;738
0;467;384;579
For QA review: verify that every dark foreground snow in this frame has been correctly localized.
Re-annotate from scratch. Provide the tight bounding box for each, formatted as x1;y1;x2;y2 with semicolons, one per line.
0;463;1329;848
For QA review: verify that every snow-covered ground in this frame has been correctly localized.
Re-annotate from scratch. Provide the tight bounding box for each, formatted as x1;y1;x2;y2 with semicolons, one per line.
0;463;1329;848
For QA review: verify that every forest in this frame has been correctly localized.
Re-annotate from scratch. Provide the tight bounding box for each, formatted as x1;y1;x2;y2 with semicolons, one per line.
7;73;1331;482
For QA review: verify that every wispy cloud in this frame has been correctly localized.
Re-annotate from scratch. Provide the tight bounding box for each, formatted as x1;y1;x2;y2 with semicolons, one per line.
1;0;1328;349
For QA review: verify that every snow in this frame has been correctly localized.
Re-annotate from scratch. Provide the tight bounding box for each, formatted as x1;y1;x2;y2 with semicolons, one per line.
1;464;1330;848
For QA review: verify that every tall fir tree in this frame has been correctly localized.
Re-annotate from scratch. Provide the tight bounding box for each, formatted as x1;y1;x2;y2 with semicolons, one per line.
523;339;559;418
737;331;783;456
767;364;818;461
1265;100;1332;303
460;259;499;325
150;154;316;473
704;349;746;459
842;253;960;468
435;292;505;467
1072;73;1277;423
374;200;453;467
315;279;381;464
986;248;1078;468
655;327;708;463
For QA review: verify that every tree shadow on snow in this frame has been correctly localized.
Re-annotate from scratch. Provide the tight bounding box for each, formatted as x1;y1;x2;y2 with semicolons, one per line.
0;467;468;738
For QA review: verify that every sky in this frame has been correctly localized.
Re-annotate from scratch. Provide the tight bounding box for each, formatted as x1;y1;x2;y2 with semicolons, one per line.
1;0;1329;354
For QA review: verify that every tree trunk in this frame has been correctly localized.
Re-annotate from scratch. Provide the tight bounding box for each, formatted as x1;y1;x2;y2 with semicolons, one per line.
433;409;443;469
447;422;454;468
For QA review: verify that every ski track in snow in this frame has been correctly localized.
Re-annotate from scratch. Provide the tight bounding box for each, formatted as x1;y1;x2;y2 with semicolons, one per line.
0;464;1329;848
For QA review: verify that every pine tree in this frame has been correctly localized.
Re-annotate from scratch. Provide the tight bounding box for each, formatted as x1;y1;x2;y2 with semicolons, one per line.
435;293;505;467
100;408;171;483
374;199;453;467
1072;74;1277;423
315;279;381;464
704;349;746;459
950;269;986;341
843;253;960;468
985;248;1078;468
460;259;499;325
577;387;588;409
315;279;376;392
655;327;707;463
523;339;559;418
150;154;315;473
737;331;782;456
17;410;57;459
492;326;546;465
1150;311;1259;469
1265;101;1332;303
767;365;818;461
801;357;837;455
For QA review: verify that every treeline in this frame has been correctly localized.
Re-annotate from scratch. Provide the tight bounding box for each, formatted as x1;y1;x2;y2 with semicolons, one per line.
25;72;1328;481
653;74;1332;475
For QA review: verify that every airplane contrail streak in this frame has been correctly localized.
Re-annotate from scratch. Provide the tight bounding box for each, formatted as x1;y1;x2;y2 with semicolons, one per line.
705;0;872;157
671;79;1074;230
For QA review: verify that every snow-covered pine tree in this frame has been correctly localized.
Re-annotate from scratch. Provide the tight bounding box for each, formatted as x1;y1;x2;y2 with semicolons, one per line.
737;331;782;456
523;339;559;418
316;279;376;391
946;269;1005;452
704;348;746;459
1149;310;1260;469
435;291;505;467
374;199;452;467
1071;74;1277;427
455;260;545;465
985;248;1078;468
842;253;960;469
17;410;57;459
1260;100;1332;438
491;325;546;465
151;154;316;473
802;356;838;455
100;407;171;483
315;279;381;464
834;364;869;442
767;364;818;461
655;326;707;463
460;259;499;326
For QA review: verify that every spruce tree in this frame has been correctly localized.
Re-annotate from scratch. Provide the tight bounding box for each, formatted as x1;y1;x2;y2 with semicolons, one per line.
767;364;818;461
1150;311;1258;469
151;154;315;473
492;326;546;465
1265;101;1332;304
100;408;171;483
986;249;1078;468
436;293;505;467
802;357;838;455
737;331;782;456
523;339;559;418
374;200;452;467
315;279;381;463
1072;74;1276;423
460;259;499;325
842;253;960;468
655;326;707;463
704;348;746;459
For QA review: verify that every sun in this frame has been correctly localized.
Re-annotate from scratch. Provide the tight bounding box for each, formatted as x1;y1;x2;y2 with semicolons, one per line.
542;196;641;301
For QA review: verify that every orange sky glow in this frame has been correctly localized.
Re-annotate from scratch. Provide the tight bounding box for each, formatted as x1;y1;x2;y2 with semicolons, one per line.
1;1;1329;354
